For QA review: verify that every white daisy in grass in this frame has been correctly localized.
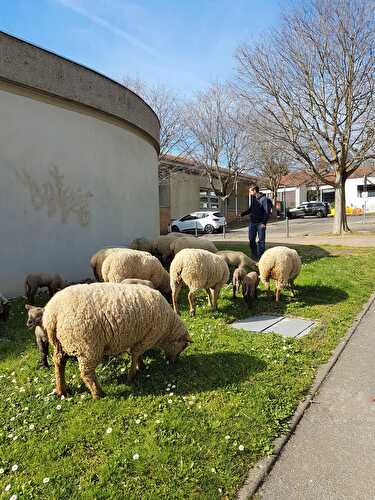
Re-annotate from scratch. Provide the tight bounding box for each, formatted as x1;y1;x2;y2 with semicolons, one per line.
135;419;141;425
132;453;139;460
0;467;4;474
10;417;15;422
5;484;11;492
172;384;176;389
238;445;245;451
225;435;230;440
19;387;25;393
211;467;216;473
43;477;50;484
29;424;35;431
12;436;18;441
11;371;15;376
60;395;65;400
169;392;174;396
56;405;62;410
168;399;173;404
10;494;17;500
106;427;112;434
7;434;13;439
11;465;18;472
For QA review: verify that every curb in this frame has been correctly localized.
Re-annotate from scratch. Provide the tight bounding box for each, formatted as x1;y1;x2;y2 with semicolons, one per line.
236;291;375;500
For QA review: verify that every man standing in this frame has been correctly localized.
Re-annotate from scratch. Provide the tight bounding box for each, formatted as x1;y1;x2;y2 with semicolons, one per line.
241;184;271;259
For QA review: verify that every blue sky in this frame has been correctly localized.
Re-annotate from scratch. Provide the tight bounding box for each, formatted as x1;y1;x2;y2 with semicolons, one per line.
1;0;285;95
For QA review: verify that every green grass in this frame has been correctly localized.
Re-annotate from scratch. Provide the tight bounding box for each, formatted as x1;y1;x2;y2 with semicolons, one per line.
1;243;374;499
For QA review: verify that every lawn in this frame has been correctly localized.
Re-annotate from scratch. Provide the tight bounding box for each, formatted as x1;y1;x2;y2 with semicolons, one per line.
0;243;374;499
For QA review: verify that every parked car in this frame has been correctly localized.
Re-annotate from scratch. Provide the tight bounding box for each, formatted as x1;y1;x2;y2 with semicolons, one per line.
169;211;226;234
288;201;329;219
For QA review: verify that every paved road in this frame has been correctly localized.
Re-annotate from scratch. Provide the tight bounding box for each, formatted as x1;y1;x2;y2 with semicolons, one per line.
259;297;375;500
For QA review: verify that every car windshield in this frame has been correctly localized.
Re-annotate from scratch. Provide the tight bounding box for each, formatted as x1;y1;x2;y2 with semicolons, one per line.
212;212;223;217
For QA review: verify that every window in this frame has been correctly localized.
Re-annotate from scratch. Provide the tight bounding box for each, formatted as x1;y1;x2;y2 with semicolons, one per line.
180;214;198;222
200;189;219;209
357;185;375;197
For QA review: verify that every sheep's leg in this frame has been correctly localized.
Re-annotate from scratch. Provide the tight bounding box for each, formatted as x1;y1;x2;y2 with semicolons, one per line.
275;284;282;303
172;283;182;315
36;336;49;369
128;349;145;382
211;285;222;311
289;280;296;297
53;345;68;397
78;357;103;400
188;290;196;317
206;288;214;308
232;284;236;299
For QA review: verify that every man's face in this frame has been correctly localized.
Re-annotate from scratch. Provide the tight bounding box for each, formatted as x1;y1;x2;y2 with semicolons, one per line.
249;187;257;196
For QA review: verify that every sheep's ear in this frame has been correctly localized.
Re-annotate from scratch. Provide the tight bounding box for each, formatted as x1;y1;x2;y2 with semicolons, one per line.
25;304;32;311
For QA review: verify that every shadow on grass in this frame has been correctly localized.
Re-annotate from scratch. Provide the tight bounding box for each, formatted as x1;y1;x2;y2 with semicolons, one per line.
112;351;266;398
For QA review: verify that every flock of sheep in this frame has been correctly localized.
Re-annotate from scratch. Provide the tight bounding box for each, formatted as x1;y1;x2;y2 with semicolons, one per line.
1;233;302;400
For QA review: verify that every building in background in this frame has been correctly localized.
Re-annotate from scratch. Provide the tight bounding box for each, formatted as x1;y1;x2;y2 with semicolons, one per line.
159;155;257;233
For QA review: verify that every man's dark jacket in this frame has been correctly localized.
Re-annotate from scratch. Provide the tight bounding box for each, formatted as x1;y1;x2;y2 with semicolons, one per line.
241;193;270;225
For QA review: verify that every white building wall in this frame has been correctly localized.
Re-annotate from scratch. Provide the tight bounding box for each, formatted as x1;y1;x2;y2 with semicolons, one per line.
345;177;375;211
0;86;159;296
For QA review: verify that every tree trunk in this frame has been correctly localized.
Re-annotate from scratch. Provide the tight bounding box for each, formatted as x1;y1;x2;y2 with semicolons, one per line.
333;171;350;235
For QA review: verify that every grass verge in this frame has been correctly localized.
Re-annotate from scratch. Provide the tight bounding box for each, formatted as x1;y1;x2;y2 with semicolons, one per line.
0;243;374;499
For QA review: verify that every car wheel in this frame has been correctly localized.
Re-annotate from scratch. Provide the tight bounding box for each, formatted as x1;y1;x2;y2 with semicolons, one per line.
204;224;215;234
317;211;324;218
171;225;180;232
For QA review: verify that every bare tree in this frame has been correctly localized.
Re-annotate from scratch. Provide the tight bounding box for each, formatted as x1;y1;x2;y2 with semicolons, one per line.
122;76;187;185
235;0;375;234
184;82;251;216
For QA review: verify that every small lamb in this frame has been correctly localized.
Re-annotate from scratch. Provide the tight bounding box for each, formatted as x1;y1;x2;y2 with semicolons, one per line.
242;272;260;306
232;267;247;299
25;304;49;369
25;273;67;304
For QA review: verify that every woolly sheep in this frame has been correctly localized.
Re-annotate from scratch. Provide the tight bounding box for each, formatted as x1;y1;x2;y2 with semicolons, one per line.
42;283;192;399
216;250;258;272
170;237;218;256
130;233;185;262
90;248;126;281
258;246;302;302
242;272;260;306
25;273;67;304
25;305;49;368
101;249;171;298
0;293;10;322
232;267;247;299
121;278;155;289
170;248;229;316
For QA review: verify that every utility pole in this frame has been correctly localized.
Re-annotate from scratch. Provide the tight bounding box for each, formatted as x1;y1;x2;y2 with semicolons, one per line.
363;175;367;223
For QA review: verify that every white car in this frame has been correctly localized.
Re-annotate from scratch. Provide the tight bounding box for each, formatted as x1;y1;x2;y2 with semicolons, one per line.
169;211;226;234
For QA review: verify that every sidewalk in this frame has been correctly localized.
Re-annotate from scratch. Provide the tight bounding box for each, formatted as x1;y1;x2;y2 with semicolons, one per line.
258;296;375;500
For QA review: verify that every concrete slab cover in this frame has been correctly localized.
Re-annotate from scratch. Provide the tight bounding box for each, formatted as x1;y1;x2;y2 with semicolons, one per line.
231;315;284;332
264;318;315;338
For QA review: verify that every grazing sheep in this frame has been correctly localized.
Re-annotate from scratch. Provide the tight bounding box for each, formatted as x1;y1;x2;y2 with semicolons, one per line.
170;237;218;257
232;267;247;299
170;248;229;316
25;273;67;304
42;283;192;399
101;249;171;298
217;250;258;272
0;293;10;322
121;278;155;289
130;233;185;263
242;272;260;306
25;305;49;369
258;246;302;302
90;248;126;281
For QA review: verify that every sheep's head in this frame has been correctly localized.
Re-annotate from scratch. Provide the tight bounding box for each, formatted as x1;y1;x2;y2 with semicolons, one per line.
130;238;153;253
25;305;44;329
161;321;192;363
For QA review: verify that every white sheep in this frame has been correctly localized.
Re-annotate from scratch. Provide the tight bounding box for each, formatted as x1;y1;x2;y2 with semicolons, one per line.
170;237;218;256
101;249;171;298
90;248;126;281
42;283;192;399
130;233;185;262
216;250;258;272
121;278;155;289
258;246;301;302
170;248;229;316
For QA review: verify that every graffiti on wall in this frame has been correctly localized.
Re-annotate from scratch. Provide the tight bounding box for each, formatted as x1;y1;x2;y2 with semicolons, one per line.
16;164;93;226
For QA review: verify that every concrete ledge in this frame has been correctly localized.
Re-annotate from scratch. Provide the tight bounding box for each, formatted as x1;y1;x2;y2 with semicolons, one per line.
236;291;375;499
0;31;160;151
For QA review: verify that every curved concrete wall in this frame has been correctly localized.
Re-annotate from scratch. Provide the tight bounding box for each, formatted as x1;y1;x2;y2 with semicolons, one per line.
0;34;160;296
